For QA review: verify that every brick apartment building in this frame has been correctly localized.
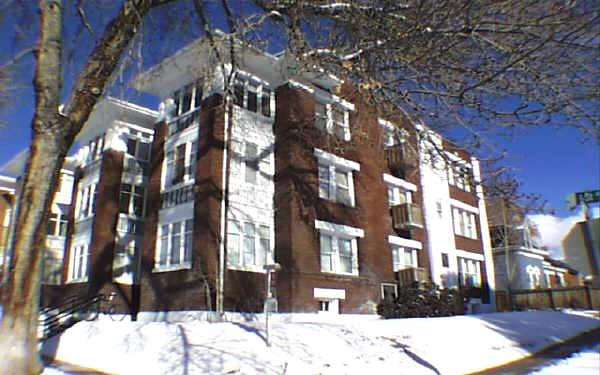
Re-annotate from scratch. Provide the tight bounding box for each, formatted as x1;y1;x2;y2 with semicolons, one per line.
1;37;496;316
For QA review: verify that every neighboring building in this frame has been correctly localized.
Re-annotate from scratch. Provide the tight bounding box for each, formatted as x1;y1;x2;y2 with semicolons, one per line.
488;201;580;290
563;218;600;287
2;37;497;315
1;158;75;285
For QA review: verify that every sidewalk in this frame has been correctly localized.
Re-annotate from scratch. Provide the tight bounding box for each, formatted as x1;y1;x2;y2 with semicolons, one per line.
466;326;600;375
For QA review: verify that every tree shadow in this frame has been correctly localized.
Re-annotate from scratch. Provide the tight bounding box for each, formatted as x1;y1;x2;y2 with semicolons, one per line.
384;336;441;375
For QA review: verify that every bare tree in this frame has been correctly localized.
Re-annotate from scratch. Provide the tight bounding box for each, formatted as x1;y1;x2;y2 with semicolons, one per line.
0;1;598;373
255;0;599;147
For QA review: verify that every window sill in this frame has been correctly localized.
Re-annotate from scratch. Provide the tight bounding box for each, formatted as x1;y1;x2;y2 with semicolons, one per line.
152;263;192;273
67;279;88;284
454;234;478;241
227;264;267;274
320;270;359;277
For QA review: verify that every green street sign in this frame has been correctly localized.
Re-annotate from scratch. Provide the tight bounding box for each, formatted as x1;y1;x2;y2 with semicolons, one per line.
567;190;600;208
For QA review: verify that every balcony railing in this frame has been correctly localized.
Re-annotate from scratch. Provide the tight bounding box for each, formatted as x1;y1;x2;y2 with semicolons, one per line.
168;108;201;136
384;143;418;174
396;267;428;287
391;203;423;229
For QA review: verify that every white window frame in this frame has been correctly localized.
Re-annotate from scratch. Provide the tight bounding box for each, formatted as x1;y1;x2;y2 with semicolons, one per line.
315;100;351;141
232;73;273;118
388;235;421;272
458;257;482;287
68;243;89;282
315;220;363;276
47;212;68;237
154;218;193;272
76;182;97;220
226;219;272;272
231;141;272;187
119;183;146;217
526;264;542;289
164;139;198;189
447;159;472;192
315;148;360;207
452;206;478;239
383;173;417;207
381;283;398;300
378;118;409;148
173;80;204;116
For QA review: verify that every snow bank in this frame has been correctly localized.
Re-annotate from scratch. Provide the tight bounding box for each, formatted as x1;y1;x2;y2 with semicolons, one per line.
41;310;599;375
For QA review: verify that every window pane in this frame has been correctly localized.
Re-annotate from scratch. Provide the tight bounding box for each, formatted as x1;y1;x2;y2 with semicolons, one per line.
127;139;137;156
227;233;240;265
404;249;413;267
59;218;68;237
182;87;192;113
247;83;258;112
338;238;352;273
234;80;244;107
171;223;181;264
261;89;271;117
194;83;203;108
47;214;57;235
245;143;258;184
392;247;401;270
318;165;330;198
138;142;150;161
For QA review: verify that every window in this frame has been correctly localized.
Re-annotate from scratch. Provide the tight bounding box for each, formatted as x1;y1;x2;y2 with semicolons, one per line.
314;101;350;140
156;219;193;270
116;217;144;235
227;219;271;270
441;253;449;268
232;75;272;117
232;141;272;186
526;264;542;289
392;245;417;271
76;183;97;219
173;81;203;116
86;135;105;163
448;163;472;192
113;241;140;284
47;213;68;237
458;257;481;287
315;149;360;207
383;173;417;208
315;220;363;276
161;184;195;209
119;184;145;217
452;207;478;239
69;244;89;282
124;137;151;175
381;283;398;301
165;140;197;188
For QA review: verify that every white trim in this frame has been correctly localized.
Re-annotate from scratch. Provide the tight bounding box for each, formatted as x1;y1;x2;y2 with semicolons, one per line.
515;250;545;260
455;249;485;261
314;287;346;300
378;118;394;131
314;148;360;171
450;199;479;214
445;151;470;166
315;220;364;238
286;79;315;94
388;235;422;249
314;90;355;111
383;173;417;192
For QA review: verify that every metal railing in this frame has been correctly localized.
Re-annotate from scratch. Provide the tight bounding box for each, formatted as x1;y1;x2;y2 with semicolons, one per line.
38;294;102;341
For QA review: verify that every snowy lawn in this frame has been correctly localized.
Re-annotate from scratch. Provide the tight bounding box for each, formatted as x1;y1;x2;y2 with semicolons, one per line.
40;310;599;375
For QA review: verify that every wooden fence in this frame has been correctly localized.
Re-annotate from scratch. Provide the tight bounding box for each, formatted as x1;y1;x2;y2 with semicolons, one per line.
495;286;600;311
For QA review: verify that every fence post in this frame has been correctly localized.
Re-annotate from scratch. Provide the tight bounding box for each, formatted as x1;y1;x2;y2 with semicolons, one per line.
584;285;593;309
547;289;555;310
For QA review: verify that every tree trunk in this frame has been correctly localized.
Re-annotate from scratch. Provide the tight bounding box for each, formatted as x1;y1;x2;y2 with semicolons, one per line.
0;0;65;373
0;1;180;373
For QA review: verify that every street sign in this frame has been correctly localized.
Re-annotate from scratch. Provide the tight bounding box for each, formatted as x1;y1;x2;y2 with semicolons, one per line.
567;190;600;209
264;297;278;313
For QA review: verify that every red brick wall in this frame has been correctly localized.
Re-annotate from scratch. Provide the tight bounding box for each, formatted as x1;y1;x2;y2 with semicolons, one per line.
273;83;430;312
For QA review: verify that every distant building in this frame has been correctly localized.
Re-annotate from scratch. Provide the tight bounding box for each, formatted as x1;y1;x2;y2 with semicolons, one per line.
2;37;497;316
563;218;600;287
488;201;581;290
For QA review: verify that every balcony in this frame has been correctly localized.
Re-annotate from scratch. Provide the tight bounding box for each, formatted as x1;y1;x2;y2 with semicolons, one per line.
384;143;418;175
391;203;423;229
396;267;428;287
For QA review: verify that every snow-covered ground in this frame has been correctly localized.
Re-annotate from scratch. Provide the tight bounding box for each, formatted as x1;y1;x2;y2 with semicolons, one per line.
40;310;599;375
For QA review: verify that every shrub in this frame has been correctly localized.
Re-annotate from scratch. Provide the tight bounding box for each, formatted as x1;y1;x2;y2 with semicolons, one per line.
377;283;465;318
